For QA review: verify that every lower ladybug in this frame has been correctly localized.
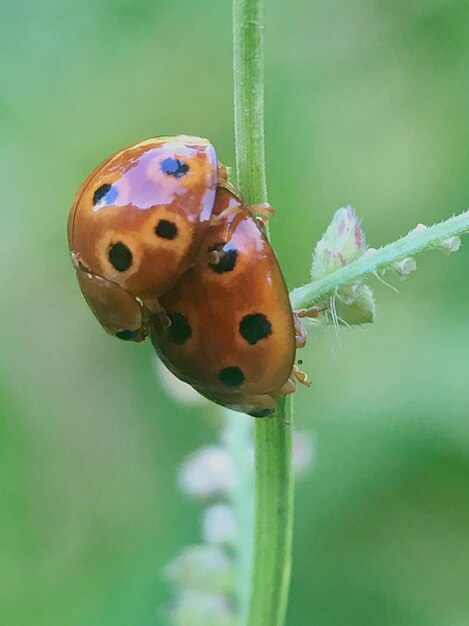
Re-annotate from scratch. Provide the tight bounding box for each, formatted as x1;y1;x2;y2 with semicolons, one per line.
149;189;308;417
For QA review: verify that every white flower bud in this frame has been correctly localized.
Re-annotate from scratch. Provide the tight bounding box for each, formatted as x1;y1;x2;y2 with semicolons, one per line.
333;284;376;325
439;236;461;254
202;504;238;545
165;545;234;595
178;446;236;498
311;206;367;280
394;257;417;278
169;590;237;626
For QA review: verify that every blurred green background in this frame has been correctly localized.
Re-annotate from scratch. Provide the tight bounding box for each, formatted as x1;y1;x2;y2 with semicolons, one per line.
1;0;469;624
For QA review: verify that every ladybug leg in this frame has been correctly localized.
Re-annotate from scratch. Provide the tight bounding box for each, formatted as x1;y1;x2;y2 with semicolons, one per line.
249;202;276;218
209;205;244;228
291;366;311;388
294;314;308;348
293;311;317;389
217;180;244;203
203;203;246;265
292;307;325;385
210;198;275;232
295;305;327;319
141;295;171;330
209;202;274;242
293;305;327;348
245;202;276;229
217;162;244;202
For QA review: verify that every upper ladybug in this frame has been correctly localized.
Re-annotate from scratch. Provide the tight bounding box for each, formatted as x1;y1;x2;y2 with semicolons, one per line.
68;135;224;338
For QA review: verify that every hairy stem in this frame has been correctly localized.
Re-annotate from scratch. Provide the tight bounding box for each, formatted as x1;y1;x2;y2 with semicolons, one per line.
290;210;469;310
233;1;294;625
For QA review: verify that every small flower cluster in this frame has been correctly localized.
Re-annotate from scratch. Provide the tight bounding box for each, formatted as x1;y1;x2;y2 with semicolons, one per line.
156;359;314;625
156;361;239;625
311;206;376;326
310;208;464;328
166;427;314;625
391;223;461;279
312;205;368;277
165;544;238;626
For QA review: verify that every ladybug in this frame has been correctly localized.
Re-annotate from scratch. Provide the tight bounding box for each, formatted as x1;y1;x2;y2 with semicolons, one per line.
68;135;237;340
149;188;308;417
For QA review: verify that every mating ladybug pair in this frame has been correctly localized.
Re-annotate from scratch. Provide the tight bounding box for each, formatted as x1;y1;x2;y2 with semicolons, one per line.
68;135;315;417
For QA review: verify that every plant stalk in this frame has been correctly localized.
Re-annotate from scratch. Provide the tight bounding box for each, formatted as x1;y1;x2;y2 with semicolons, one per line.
233;1;294;625
290;210;469;310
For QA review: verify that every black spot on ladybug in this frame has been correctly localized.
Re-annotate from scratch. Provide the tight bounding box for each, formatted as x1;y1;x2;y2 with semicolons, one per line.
108;242;132;272
249;408;275;418
160;157;189;179
116;329;139;341
155;219;178;240
208;242;238;273
218;366;245;387
167;312;192;345
239;313;272;345
93;183;117;206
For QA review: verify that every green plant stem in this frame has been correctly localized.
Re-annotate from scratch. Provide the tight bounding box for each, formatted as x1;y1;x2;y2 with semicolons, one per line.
233;1;294;626
233;0;267;208
290;210;469;310
249;396;294;626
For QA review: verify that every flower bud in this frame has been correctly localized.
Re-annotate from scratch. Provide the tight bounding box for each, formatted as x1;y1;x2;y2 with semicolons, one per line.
394;257;417;278
332;284;376;325
311;206;367;280
439;236;461;254
169;590;237;626
178;446;236;498
202;504;238;545
165;545;235;595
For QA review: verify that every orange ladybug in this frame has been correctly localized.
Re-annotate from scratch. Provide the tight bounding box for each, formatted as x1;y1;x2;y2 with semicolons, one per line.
68;135;235;340
68;137;311;415
149;189;307;417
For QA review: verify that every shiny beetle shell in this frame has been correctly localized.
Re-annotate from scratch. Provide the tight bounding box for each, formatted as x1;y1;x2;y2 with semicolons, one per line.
150;191;296;417
68;136;220;335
